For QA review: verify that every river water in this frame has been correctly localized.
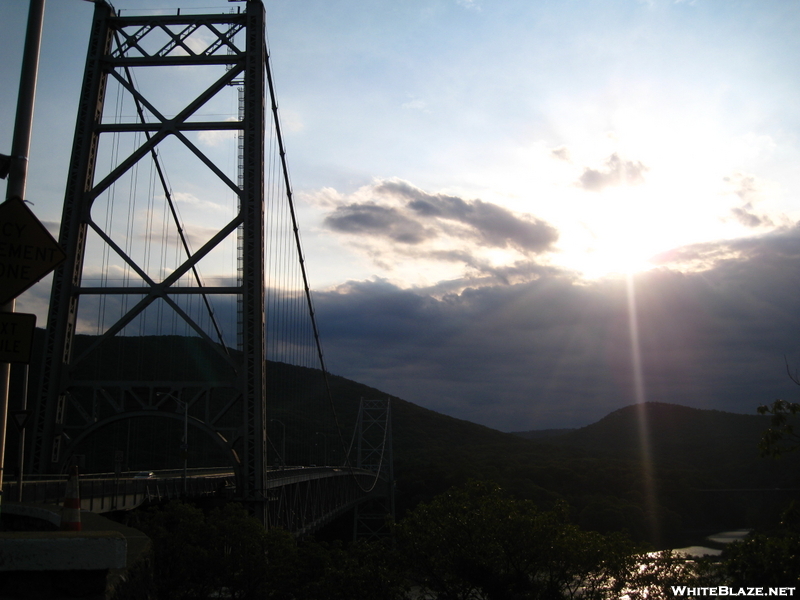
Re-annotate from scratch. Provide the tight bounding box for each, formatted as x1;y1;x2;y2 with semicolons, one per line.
671;528;751;557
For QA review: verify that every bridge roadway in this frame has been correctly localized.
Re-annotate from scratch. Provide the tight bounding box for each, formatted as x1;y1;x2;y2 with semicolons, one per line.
4;466;384;536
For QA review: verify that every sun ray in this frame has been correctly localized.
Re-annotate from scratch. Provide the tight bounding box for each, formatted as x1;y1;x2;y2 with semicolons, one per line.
626;273;661;544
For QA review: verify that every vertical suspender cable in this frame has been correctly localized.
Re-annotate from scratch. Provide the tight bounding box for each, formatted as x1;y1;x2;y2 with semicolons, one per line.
114;37;230;353
264;44;383;492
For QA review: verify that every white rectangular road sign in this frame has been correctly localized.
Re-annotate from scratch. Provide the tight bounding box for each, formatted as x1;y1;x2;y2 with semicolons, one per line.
0;311;37;363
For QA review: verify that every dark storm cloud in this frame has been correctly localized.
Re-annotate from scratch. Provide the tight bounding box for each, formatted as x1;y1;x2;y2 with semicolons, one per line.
26;222;800;433
314;225;800;431
577;153;648;192
374;180;559;253
323;202;432;244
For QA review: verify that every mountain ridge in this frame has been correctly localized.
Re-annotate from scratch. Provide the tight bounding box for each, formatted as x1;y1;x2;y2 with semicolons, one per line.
13;332;798;544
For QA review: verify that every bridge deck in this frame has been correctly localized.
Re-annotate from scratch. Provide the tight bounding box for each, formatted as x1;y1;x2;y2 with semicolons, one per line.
2;466;384;536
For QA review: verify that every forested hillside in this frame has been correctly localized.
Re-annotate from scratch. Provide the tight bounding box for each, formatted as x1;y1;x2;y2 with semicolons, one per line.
15;332;800;547
291;369;800;545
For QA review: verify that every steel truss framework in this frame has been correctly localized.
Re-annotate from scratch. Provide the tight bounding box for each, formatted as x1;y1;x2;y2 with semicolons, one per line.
5;465;381;537
31;1;268;521
266;468;380;536
353;398;395;541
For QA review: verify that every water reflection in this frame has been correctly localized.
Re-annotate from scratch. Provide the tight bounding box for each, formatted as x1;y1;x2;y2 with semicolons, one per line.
672;529;751;558
618;530;752;599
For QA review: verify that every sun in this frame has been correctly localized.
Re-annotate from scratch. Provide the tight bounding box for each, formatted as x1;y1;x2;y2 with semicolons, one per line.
522;97;776;280
463;109;756;281
549;179;734;280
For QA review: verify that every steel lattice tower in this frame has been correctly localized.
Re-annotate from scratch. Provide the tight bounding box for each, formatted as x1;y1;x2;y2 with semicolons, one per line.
353;398;395;541
31;1;268;522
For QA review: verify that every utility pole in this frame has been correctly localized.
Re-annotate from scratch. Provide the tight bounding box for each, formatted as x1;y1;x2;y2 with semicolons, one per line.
1;0;46;513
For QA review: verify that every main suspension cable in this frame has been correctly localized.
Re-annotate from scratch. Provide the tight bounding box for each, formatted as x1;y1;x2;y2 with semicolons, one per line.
264;43;385;494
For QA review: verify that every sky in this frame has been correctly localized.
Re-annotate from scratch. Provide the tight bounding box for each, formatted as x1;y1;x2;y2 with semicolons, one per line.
2;0;800;431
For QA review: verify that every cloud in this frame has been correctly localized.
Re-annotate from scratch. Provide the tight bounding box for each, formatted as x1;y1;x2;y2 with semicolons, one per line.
42;220;60;238
313;225;800;431
197;129;237;147
278;109;305;133
170;191;230;214
197;118;239;147
577;153;648;192
182;225;234;252
550;146;571;162
318;179;559;284
324;203;433;244
650;240;744;271
26;213;800;433
731;206;767;228
374;179;559;253
725;172;774;229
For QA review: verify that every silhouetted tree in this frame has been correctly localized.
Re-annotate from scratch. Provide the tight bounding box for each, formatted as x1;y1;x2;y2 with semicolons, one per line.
758;399;800;458
129;502;217;600
396;480;647;600
292;539;408;600
130;502;297;600
721;502;800;587
758;357;800;458
129;501;408;600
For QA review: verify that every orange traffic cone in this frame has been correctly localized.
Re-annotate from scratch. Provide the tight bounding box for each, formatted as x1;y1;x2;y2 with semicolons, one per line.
60;466;82;531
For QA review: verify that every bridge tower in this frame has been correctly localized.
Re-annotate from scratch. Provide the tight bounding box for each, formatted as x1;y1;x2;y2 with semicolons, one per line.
352;398;395;541
31;1;269;522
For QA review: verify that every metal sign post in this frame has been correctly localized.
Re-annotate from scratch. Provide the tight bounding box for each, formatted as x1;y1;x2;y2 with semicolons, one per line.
1;0;47;516
13;372;31;502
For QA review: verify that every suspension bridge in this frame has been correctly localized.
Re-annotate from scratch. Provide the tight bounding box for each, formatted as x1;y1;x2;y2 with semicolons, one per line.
6;0;393;537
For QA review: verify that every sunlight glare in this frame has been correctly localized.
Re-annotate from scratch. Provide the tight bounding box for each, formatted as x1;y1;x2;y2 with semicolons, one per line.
626;274;661;544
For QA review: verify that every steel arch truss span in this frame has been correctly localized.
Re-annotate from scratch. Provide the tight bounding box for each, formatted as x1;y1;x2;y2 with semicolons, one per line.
31;1;268;521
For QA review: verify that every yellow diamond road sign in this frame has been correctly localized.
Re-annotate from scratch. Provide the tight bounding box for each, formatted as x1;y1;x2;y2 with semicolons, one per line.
0;197;66;305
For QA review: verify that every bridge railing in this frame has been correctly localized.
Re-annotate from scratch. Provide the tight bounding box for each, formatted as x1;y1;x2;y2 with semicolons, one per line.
2;473;234;513
6;466;237;483
3;466;388;536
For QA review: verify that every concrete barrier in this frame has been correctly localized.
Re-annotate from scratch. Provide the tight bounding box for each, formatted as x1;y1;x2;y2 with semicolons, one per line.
0;531;126;571
0;503;153;599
